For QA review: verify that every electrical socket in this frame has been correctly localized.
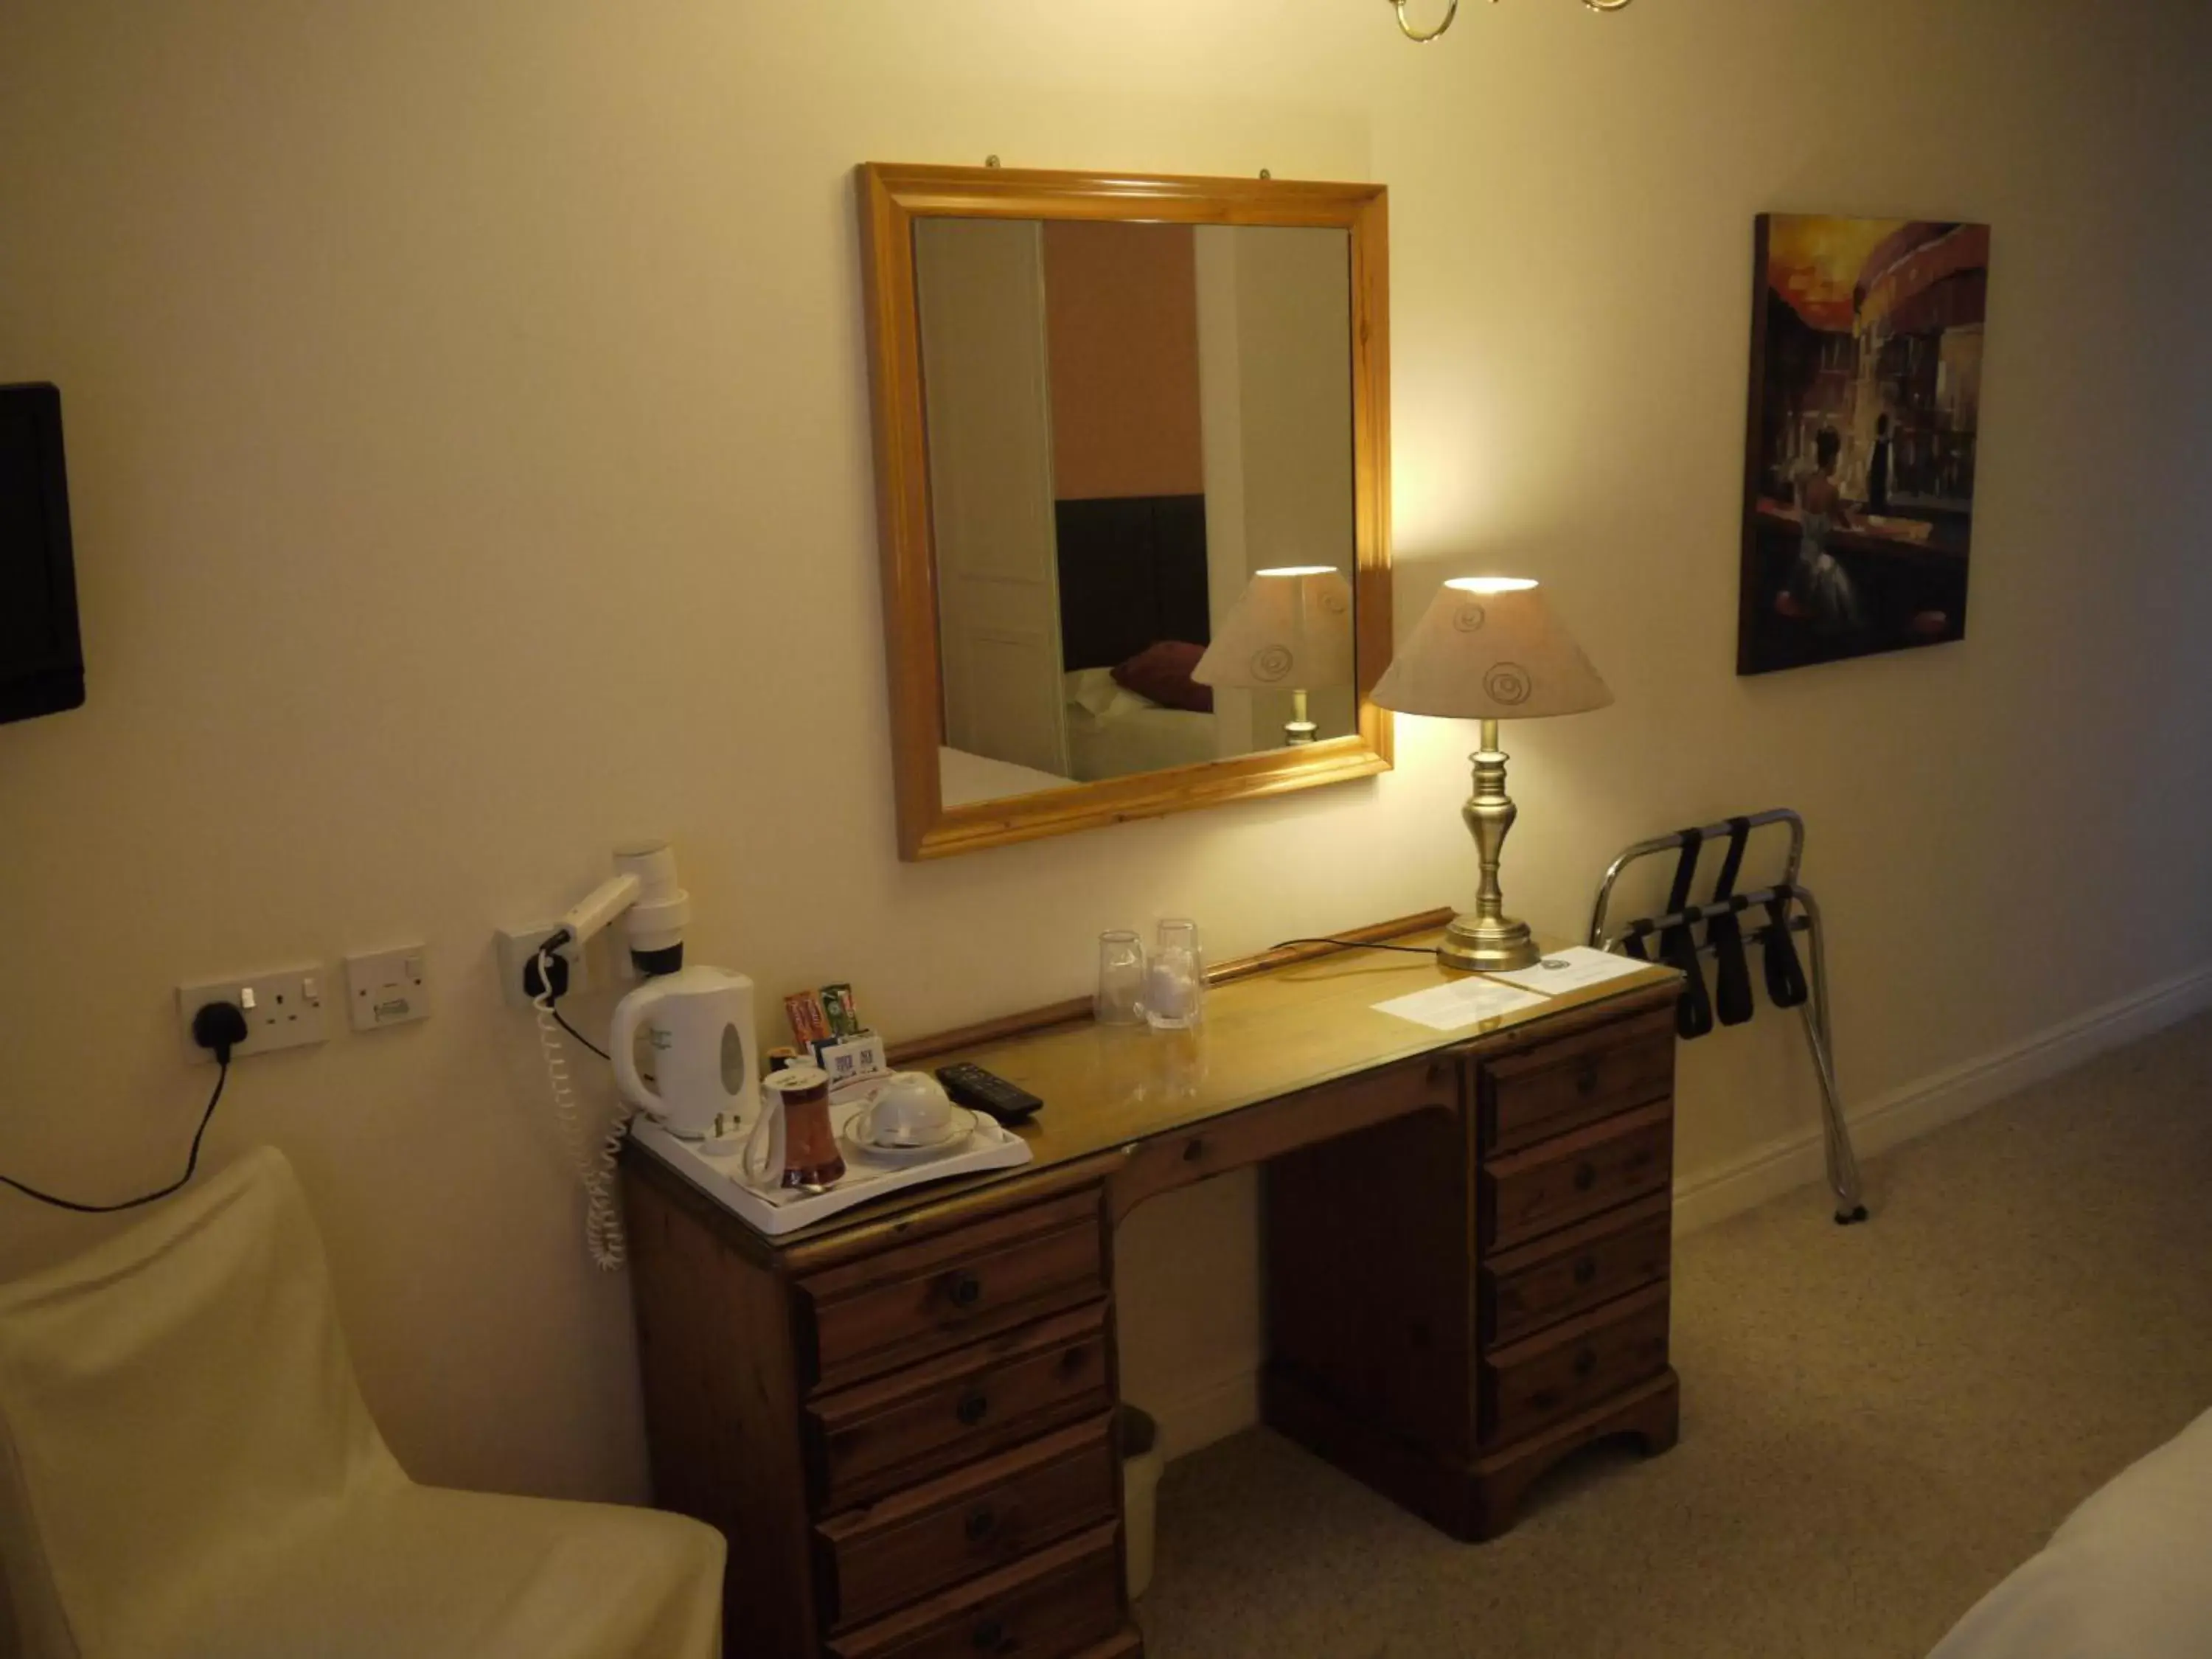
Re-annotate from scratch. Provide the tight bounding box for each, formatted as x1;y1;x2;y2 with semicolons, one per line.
176;967;333;1063
496;923;591;1009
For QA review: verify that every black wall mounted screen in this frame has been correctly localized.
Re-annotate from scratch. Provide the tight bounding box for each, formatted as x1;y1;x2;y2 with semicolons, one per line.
0;383;84;725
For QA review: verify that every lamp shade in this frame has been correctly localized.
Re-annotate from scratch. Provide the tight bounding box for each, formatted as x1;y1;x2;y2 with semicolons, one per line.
1192;566;1356;691
1371;577;1612;720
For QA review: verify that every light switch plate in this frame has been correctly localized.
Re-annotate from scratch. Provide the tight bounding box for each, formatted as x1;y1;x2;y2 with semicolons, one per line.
176;967;333;1063
346;945;431;1032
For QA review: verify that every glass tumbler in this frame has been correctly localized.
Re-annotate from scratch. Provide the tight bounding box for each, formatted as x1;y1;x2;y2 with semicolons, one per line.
1145;918;1206;1032
1096;931;1148;1026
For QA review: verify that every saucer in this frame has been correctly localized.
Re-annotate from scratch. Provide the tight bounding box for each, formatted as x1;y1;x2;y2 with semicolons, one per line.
844;1107;981;1164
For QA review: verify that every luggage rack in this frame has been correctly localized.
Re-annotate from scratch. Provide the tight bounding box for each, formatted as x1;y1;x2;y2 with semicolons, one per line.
1588;808;1867;1224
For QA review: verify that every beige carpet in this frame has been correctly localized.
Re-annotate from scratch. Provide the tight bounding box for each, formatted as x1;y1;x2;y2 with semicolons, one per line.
1138;1012;2212;1658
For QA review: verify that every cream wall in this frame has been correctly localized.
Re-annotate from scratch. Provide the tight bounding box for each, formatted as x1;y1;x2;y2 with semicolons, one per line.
3;0;2211;1533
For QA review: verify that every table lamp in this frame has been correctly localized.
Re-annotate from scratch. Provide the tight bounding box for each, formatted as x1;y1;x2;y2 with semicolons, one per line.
1371;577;1612;973
1192;566;1356;745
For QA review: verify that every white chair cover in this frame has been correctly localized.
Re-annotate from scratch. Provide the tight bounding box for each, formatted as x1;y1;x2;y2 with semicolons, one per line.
0;1146;723;1659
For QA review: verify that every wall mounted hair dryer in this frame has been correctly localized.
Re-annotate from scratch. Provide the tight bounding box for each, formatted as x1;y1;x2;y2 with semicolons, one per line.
542;839;692;977
523;840;754;1270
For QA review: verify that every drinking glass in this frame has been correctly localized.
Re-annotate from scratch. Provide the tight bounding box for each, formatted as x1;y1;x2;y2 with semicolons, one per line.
1096;931;1147;1026
1146;918;1206;1031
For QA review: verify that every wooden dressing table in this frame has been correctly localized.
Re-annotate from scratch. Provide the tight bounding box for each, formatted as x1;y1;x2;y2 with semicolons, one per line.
621;917;1683;1659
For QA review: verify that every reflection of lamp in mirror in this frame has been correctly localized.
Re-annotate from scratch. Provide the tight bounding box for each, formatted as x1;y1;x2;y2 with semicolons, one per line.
1192;566;1355;746
1371;577;1612;973
1390;0;1635;47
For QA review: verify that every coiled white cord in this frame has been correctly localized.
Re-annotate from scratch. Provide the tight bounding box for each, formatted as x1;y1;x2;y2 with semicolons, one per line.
535;943;630;1272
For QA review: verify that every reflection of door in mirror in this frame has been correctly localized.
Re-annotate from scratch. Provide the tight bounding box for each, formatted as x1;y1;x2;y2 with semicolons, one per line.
914;219;1074;807
914;217;1357;810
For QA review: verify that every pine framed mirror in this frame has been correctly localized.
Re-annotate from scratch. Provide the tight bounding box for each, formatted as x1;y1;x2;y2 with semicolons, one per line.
857;162;1394;860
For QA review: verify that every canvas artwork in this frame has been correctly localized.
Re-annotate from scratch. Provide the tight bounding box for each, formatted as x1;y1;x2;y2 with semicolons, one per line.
1737;215;1989;675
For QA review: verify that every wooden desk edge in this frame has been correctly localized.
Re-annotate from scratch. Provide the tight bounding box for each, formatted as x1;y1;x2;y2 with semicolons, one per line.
883;906;1458;1066
623;969;1681;1270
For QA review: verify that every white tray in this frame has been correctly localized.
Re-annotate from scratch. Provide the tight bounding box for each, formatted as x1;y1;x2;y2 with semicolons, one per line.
630;1099;1033;1239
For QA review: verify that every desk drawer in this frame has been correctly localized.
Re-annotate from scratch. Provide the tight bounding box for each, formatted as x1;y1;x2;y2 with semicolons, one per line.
1481;1194;1672;1349
816;1416;1118;1632
1481;1101;1672;1251
798;1192;1106;1393
1110;1050;1461;1220
1481;1282;1669;1444
808;1303;1112;1512
824;1520;1123;1659
1479;1010;1674;1154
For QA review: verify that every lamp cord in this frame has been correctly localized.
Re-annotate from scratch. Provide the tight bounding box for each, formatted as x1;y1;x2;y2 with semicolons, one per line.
1267;936;1436;956
0;1063;232;1214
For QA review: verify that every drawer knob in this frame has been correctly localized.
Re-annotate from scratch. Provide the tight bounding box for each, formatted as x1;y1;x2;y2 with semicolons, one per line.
1573;1256;1598;1287
1182;1137;1206;1164
973;1618;1006;1651
964;1506;998;1542
1576;1062;1601;1096
956;1390;990;1427
1574;1348;1598;1378
947;1272;984;1308
1573;1163;1598;1193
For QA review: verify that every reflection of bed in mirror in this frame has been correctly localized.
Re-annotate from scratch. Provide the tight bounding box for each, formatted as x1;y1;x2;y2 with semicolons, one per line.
937;745;1072;807
1062;669;1215;780
1054;493;1217;782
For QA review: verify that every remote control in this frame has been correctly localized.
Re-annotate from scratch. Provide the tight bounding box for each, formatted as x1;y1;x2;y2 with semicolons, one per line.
935;1062;1043;1125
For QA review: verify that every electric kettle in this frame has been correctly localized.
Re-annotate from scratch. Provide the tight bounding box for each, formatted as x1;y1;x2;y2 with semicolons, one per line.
611;966;759;1139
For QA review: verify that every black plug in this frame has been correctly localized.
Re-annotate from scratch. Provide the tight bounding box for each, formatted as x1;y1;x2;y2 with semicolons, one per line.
190;1001;249;1065
522;931;574;1002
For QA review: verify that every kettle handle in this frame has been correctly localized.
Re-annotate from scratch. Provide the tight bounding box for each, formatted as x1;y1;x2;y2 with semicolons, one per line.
609;984;665;1110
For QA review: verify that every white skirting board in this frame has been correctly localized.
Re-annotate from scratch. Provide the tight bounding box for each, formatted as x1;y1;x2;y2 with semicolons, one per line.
1671;956;2212;1234
1139;1365;1263;1464
1141;958;2212;1464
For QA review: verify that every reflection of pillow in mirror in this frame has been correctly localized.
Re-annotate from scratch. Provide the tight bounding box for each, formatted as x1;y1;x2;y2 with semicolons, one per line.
1111;641;1214;714
1064;667;1123;718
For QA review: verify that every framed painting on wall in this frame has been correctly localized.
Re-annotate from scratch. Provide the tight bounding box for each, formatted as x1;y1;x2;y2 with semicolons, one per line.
1737;215;1989;675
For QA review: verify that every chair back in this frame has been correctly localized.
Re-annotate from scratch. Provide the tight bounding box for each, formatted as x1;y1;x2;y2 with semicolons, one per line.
0;1147;400;1658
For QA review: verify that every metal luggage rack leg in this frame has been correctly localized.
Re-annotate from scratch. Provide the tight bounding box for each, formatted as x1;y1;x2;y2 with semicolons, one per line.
1588;808;1868;1225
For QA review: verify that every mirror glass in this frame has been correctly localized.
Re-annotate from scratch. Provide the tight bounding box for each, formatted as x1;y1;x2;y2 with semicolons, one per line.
914;218;1358;809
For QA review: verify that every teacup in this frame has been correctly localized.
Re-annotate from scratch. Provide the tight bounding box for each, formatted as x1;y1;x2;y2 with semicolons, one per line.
853;1071;957;1147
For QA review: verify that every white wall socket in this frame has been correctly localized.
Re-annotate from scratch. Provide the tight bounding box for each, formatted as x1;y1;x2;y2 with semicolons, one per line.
176;966;333;1063
496;922;591;1009
346;945;431;1032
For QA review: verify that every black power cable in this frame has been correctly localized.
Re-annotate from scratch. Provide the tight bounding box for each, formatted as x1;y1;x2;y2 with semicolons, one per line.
529;932;611;1060
1267;936;1436;956
0;1001;249;1214
551;1006;610;1061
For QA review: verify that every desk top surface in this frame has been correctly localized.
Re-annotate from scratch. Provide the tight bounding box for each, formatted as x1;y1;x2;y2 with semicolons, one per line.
635;933;1677;1250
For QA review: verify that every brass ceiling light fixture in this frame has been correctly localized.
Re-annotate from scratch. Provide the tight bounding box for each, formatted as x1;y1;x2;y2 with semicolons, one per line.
1391;0;1633;46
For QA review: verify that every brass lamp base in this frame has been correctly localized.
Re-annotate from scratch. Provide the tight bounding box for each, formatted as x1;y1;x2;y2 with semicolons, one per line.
1438;912;1539;973
1438;718;1542;975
